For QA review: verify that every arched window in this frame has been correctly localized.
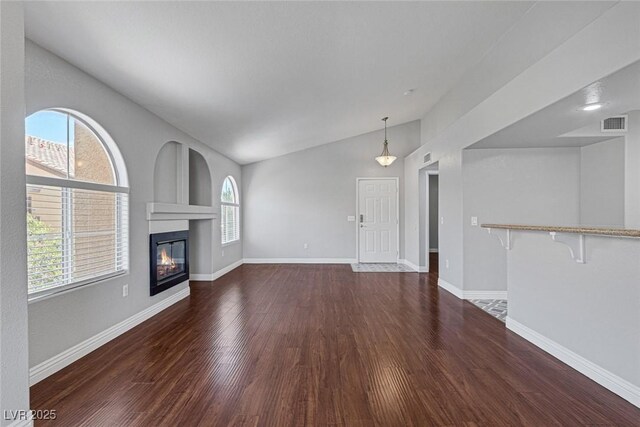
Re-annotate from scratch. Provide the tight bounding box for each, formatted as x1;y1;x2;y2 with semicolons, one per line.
25;109;129;299
220;176;240;244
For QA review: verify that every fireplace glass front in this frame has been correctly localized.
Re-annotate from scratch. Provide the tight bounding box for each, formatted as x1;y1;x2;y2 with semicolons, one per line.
150;230;189;296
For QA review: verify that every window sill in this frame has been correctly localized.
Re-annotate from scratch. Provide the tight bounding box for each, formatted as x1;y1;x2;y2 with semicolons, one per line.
221;240;240;248
28;270;129;304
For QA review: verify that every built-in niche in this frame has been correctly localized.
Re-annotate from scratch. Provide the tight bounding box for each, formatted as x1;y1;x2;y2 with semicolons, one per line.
154;141;180;204
151;141;215;210
188;148;213;277
150;141;216;282
189;148;212;206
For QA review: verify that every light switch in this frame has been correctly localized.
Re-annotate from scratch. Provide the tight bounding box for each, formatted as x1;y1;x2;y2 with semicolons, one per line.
471;216;478;226
347;216;356;222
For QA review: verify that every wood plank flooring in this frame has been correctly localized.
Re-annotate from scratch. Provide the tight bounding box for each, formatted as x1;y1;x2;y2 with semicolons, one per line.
31;256;640;426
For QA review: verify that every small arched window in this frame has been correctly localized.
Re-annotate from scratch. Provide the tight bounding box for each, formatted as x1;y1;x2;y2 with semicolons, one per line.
221;176;240;244
25;109;129;299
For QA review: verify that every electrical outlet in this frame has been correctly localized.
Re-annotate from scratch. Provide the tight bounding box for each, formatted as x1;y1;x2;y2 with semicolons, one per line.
122;284;129;297
221;250;225;257
303;243;308;249
441;216;444;225
445;259;449;269
471;216;478;226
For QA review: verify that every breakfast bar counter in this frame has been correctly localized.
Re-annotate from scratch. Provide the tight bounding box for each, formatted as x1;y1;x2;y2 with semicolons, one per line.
480;222;640;407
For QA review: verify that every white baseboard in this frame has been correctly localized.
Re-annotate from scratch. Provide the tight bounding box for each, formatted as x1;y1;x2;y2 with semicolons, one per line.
189;274;213;281
437;278;507;300
399;259;428;272
190;259;243;281
463;290;508;300
29;287;190;386
437;278;464;299
243;258;356;264
507;317;640;408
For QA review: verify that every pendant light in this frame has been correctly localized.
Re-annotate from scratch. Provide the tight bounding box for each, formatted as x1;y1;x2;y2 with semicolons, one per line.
375;117;396;167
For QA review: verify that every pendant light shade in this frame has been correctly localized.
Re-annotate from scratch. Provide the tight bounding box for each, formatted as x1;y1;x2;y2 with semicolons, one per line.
375;117;397;167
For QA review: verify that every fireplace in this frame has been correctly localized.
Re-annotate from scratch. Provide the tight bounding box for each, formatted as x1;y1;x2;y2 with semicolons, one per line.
150;230;189;296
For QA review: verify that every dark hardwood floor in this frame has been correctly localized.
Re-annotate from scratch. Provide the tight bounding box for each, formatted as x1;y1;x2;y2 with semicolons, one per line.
31;254;640;426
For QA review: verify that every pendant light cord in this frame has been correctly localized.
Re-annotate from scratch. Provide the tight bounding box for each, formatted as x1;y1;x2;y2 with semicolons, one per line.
382;116;388;142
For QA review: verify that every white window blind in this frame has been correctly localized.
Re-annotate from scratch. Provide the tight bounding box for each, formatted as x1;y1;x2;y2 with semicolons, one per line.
221;176;240;244
26;183;129;297
221;204;239;244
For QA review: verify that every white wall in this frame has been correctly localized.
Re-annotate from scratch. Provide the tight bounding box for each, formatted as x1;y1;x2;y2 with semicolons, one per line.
242;121;420;261
26;41;242;368
418;169;427;267
507;232;640;399
435;152;463;285
0;2;30;423
625;111;640;228
462;148;581;292
428;175;439;250
404;2;640;290
580;138;625;227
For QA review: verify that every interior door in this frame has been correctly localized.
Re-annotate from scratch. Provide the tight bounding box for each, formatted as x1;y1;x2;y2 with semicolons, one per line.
358;178;398;263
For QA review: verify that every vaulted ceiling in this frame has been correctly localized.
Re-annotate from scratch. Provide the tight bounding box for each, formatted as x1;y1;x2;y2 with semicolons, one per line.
470;60;640;150
24;1;614;164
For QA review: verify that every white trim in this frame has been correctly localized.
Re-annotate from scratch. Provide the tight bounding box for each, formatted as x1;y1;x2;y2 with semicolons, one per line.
355;177;400;263
429;248;439;253
399;259;428;272
506;317;640;408
50;108;129;187
243;258;356;264
190;259;243;281
26;175;129;194
437;278;507;300
29;286;190;385
463;290;508;300
437;278;464;299
148;220;188;234
146;202;217;221
189;274;216;281
28;270;128;304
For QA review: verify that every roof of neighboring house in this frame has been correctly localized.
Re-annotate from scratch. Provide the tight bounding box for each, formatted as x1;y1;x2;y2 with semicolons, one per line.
25;136;74;177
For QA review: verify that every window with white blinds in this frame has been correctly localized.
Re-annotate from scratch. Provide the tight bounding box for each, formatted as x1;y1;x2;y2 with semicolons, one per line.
25;110;129;299
221;176;240;244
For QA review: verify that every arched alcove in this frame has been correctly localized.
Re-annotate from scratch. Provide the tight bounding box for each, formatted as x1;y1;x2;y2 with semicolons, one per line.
153;141;180;203
189;148;212;206
151;142;216;278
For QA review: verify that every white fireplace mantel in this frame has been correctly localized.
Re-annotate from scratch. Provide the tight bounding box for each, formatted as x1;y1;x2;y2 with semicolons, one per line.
146;202;217;221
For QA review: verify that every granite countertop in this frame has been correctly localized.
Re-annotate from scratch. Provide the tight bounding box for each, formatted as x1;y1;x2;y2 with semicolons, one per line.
480;223;640;238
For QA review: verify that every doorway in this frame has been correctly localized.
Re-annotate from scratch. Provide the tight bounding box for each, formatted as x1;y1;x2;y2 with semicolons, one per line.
357;178;399;263
419;162;439;272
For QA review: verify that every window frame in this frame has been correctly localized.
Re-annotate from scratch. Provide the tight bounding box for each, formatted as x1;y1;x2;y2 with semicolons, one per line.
220;176;240;245
26;108;130;302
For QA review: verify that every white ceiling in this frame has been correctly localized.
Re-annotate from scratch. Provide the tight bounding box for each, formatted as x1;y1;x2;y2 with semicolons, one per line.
23;1;613;164
469;60;640;150
24;1;539;164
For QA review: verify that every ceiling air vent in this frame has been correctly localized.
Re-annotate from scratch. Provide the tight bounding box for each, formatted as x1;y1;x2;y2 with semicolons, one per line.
423;152;432;164
601;115;627;132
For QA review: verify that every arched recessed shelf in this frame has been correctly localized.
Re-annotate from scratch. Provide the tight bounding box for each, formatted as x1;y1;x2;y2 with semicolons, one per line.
149;142;216;221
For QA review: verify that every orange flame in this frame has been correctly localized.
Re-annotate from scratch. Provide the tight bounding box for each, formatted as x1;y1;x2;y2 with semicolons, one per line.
160;248;175;267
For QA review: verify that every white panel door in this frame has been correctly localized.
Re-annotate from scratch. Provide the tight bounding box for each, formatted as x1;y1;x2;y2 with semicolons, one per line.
358;178;398;263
